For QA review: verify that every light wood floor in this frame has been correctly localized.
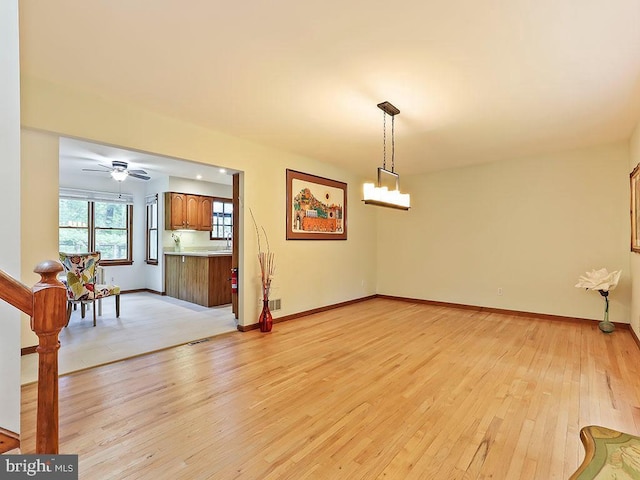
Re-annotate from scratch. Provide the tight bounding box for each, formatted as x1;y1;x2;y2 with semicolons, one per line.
21;298;640;479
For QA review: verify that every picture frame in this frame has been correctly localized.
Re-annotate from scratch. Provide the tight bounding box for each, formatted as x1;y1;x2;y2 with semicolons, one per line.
286;169;347;240
631;163;640;252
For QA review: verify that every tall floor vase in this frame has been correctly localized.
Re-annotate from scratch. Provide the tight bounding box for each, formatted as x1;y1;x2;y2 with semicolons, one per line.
259;298;273;332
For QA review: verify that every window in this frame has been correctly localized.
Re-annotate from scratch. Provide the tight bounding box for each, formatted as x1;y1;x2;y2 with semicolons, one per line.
59;189;133;266
210;197;233;240
146;194;158;265
59;198;90;252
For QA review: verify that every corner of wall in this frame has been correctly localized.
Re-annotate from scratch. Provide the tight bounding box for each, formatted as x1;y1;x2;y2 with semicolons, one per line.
1;0;22;434
629;121;640;339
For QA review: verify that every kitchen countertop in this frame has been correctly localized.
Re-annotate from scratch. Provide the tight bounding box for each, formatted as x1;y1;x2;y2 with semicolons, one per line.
164;251;232;257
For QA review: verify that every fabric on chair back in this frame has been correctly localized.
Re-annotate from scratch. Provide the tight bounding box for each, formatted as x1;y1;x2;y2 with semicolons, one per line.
59;252;101;301
59;251;121;327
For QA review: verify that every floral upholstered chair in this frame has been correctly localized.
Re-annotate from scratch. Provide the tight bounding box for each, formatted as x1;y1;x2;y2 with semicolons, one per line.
59;252;121;327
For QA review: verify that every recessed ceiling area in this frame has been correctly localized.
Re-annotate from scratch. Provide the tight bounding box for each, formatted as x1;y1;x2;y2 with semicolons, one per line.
20;1;640;176
59;137;234;186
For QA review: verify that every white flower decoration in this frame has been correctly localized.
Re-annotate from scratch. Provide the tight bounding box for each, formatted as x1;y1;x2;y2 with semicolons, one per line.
575;268;621;292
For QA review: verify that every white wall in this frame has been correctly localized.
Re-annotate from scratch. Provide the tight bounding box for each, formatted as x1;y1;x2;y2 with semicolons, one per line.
377;143;631;323
144;175;169;293
19;77;637;331
21;130;61;348
168;176;232;197
0;0;21;434
20;77;379;328
629;122;640;337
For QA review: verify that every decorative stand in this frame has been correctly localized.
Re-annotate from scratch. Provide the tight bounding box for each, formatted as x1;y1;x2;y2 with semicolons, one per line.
598;290;614;333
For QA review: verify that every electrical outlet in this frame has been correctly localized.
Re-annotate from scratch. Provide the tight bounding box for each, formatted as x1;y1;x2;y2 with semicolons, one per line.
497;287;503;296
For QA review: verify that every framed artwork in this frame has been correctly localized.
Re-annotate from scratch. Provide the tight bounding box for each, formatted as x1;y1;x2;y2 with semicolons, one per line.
286;169;347;240
631;163;640;252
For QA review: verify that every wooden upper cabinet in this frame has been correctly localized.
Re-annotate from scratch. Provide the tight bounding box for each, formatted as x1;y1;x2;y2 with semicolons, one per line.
165;192;214;231
166;192;187;229
185;195;200;230
199;196;213;231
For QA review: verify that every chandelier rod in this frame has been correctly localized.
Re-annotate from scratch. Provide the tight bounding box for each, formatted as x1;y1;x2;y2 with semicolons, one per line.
377;101;399;173
391;114;395;173
382;109;386;171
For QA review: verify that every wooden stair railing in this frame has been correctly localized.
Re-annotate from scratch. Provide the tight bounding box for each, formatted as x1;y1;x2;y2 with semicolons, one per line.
0;260;67;454
0;427;20;453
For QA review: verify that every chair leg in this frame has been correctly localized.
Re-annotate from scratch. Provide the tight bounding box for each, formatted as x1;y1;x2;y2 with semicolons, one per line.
92;300;97;327
115;294;120;318
81;303;86;318
65;301;72;327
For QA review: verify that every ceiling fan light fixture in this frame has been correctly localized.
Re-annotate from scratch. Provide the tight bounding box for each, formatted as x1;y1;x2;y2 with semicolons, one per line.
111;169;128;182
82;159;151;181
362;101;411;211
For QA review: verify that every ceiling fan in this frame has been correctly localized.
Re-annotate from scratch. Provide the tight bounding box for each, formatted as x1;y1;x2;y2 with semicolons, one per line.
82;160;151;181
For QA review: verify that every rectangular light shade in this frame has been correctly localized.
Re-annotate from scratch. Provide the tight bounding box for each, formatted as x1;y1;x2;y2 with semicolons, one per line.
363;183;410;210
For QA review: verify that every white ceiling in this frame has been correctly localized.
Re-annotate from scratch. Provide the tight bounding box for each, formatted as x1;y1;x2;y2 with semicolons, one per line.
19;0;640;177
59;137;234;186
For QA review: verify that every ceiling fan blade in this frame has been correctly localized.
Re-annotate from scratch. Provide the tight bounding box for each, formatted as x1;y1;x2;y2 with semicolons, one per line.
82;168;109;172
127;169;148;175
129;172;151;180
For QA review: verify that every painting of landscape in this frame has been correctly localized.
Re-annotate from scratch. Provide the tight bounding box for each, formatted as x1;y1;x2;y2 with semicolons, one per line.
286;169;347;240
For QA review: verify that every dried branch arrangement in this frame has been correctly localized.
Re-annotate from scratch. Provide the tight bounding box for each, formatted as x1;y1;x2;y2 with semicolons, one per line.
250;208;275;299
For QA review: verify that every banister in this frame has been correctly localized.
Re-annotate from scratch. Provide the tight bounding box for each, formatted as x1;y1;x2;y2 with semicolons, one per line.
0;427;20;453
0;268;33;316
0;260;66;455
31;260;67;454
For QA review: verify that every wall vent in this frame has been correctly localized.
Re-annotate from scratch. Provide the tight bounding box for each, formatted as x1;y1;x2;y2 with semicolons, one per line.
269;298;281;311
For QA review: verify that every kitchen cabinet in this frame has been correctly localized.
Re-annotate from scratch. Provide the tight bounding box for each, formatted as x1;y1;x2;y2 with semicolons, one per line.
164;253;232;307
199;196;213;231
165;192;213;231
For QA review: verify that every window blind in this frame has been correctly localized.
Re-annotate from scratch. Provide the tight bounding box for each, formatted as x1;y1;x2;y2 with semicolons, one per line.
59;188;134;205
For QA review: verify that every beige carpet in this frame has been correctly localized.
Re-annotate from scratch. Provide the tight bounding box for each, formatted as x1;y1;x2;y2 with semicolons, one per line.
21;292;238;384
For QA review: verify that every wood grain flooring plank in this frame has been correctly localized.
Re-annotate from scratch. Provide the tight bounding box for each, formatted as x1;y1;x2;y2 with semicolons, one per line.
20;298;640;479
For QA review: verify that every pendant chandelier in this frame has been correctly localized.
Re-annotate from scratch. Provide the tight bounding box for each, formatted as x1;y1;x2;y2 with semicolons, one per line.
362;101;411;210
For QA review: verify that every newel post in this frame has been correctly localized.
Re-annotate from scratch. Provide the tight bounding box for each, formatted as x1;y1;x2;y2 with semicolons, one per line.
31;260;67;454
